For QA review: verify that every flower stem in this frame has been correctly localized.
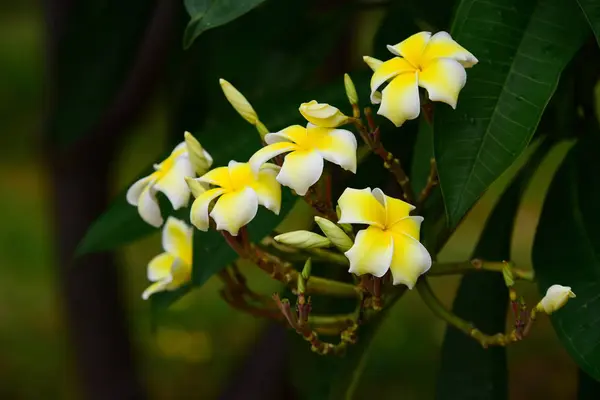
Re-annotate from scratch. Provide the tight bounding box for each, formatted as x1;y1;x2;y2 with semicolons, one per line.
428;259;535;281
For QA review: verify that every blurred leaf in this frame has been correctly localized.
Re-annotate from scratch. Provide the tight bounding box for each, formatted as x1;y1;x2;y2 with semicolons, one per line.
183;0;267;49
577;0;600;46
533;133;600;382
578;368;600;399
47;0;155;146
435;0;589;229
436;140;548;399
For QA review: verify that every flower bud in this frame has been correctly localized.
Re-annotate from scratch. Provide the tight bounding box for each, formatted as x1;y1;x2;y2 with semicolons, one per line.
299;100;350;128
314;216;353;252
301;258;312;280
536;284;575;314
184;131;213;175
344;73;358;106
363;56;383;71
219;78;260;125
502;262;514;287
274;230;331;249
185;176;207;198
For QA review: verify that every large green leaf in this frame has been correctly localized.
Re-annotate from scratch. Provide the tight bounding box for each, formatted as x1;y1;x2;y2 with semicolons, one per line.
47;0;155;146
577;0;600;46
533;134;600;381
435;0;589;229
183;0;267;49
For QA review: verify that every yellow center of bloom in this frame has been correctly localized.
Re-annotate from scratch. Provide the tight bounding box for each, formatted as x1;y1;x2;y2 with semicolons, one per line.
151;147;187;181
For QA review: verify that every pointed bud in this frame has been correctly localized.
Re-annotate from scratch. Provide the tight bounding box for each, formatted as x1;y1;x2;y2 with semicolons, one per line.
297;272;306;294
314;216;353;252
274;231;331;249
344;74;358;106
219;78;260;125
185;177;207;198
255;121;269;140
502;263;515;287
363;56;383;71
184;131;213;175
301;258;312;281
536;284;576;314
299;101;351;128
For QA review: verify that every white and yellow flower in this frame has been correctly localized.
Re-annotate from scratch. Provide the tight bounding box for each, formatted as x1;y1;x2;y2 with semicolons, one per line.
249;122;357;196
536;284;576;314
367;31;478;127
142;217;193;300
127;138;212;227
189;161;281;236
337;187;431;288
299;101;351;128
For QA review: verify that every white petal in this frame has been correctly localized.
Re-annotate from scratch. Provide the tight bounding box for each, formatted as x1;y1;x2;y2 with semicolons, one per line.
265;125;307;145
142;279;171;300
389;232;432;288
419;58;467;109
421;31;478;68
154;156;194;210
248;142;298;175
337;187;386;228
162;216;193;262
371;188;415;226
190;188;225;231
210;187;259;236
276;150;324;196
308;126;358;173
147;252;175;281
369;57;415;104
138;185;163;227
378;72;420;127
126;175;152;206
344;227;393;277
253;166;282;214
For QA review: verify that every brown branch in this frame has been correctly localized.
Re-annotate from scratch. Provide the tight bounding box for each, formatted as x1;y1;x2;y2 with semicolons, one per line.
417;158;439;207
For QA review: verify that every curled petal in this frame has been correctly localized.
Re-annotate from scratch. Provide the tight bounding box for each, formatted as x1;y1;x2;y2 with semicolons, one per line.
389;216;423;241
378;72;420;127
308;126;357;173
154;156;194;210
210;187;259;236
198;166;231;189
126;175;152;206
147;252;175;282
370;57;415;104
252;166;282;214
162;217;193;263
299;101;350;128
419;58;467;109
372;188;415;227
421;31;478;68
276;150;324;196
190;188;226;231
538;284;576;314
337;187;386;228
389;232;432;288
248;142;298;175
265;125;307;145
345;227;393;277
142;280;171;300
387;31;432;67
138;185;163;227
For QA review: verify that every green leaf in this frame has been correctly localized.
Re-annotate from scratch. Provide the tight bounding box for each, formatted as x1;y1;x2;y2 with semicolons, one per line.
533;133;600;381
435;0;589;229
47;0;155;146
577;0;600;46
183;0;267;49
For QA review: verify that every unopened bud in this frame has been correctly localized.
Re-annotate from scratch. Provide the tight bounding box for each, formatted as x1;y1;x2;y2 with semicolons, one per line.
274;230;331;249
219;78;260;125
299;101;350;128
184;177;207;198
314;216;353;252
184;131;213;175
301;258;312;281
536;284;575;314
363;56;383;71
344;74;359;106
297;272;306;294
502;263;515;287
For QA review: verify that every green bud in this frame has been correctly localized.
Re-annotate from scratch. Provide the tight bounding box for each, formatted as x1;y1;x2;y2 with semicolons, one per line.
301;258;312;280
344;73;359;106
184;131;213;175
502;263;515;287
274;230;331;249
314;216;353;252
184;176;207;198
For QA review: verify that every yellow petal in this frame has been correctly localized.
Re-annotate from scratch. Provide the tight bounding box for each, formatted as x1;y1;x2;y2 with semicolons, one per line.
307;125;357;173
248;142;298;175
147;252;175;282
162;217;193;264
126;175;152;206
166;259;192;290
198;166;231;189
372;188;416;227
251;166;282;214
387;31;432;68
370;57;415;104
344;227;393;277
421;31;478;68
299;101;350;128
389;216;423;241
210;187;258;236
142;280;170;300
154;156;194;210
138;185;163;227
419;58;467;109
276;150;324;196
337;187;386;228
377;72;420;127
265;125;307;145
389;232;432;288
190;188;225;231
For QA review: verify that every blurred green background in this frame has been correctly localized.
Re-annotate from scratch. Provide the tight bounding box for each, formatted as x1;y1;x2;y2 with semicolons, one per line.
0;1;587;399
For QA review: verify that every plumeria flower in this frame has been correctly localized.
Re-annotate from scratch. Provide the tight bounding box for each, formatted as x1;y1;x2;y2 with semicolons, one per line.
142;217;192;300
536;284;576;314
368;31;478;127
249;116;357;196
189;161;281;236
127;135;213;227
299;101;351;128
337;187;431;288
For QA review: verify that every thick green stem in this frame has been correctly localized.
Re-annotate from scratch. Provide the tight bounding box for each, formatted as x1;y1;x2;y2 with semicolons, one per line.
429;260;534;281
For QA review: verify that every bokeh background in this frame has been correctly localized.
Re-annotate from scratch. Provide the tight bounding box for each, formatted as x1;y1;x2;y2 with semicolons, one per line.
1;0;595;399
